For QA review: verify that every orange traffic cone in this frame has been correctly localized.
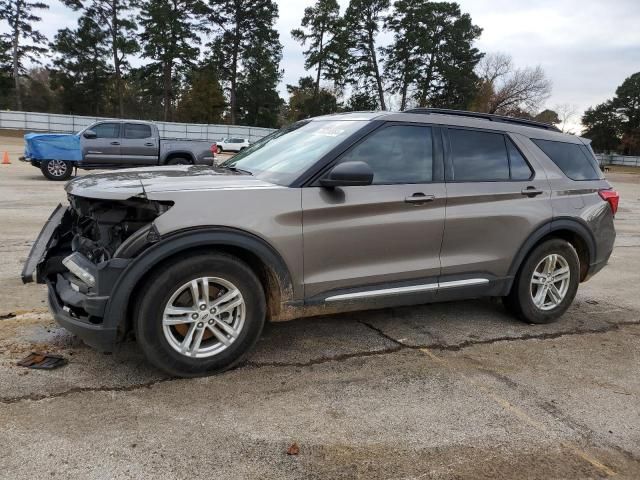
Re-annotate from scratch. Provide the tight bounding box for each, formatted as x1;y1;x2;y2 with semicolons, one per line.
1;152;9;164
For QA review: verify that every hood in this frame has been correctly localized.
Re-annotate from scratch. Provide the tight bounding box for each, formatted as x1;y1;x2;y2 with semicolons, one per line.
65;165;280;200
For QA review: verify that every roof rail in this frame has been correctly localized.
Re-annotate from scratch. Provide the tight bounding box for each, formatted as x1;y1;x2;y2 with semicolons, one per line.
403;108;561;132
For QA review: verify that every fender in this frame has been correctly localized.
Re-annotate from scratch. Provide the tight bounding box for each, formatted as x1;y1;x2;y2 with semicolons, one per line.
507;217;597;280
101;226;294;335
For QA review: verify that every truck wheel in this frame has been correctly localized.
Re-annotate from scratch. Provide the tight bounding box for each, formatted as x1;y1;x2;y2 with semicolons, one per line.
41;159;73;181
503;239;580;324
166;157;191;165
134;253;266;377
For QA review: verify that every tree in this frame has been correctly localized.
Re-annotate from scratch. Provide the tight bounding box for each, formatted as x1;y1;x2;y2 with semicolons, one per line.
286;76;338;121
291;0;343;112
383;1;482;111
534;109;560;125
343;0;389;110
554;103;578;133
207;0;283;125
0;38;12;108
344;91;378;111
472;52;552;116
0;0;49;110
50;14;112;115
63;0;139;117
176;63;226;123
138;0;208;121
581;102;622;154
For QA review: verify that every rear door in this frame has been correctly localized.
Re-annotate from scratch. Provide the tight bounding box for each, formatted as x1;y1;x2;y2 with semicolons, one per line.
82;122;121;164
301;123;446;300
439;127;551;289
120;123;159;165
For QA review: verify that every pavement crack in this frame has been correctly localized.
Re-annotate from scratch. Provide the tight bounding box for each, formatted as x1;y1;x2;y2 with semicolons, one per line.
0;378;172;405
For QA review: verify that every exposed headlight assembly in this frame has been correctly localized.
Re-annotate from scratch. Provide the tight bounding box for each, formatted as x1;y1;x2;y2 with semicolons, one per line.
62;252;97;287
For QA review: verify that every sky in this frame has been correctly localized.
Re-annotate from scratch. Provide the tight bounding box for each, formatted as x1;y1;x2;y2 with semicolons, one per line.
10;0;640;130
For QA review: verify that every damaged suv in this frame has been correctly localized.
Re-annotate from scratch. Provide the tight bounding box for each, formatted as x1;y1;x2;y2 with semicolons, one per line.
23;109;617;377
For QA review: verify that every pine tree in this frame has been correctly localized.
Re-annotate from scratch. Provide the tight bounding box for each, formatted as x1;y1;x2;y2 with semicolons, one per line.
138;0;208;121
286;76;338;121
291;0;343;111
63;0;139;117
176;62;226;123
343;0;389;110
0;0;49;110
207;0;283;125
50;14;112;115
384;0;482;110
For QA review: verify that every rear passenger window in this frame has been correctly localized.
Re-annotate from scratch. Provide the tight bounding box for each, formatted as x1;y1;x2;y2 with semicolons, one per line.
338;125;433;184
449;129;509;181
532;139;603;180
507;138;533;180
124;123;152;139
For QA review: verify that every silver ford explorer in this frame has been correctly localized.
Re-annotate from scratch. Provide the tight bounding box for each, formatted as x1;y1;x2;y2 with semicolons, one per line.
22;109;618;377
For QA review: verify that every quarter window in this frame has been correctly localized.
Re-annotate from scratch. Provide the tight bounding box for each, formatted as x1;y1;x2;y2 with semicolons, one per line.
124;123;152;139
532;139;603;180
338;125;433;184
449;129;509;181
93;122;120;139
507;138;533;180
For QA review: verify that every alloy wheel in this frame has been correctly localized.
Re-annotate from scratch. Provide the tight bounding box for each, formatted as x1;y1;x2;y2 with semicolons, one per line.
530;254;571;311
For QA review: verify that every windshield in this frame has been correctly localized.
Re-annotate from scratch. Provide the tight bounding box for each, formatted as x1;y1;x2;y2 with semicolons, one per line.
220;120;368;185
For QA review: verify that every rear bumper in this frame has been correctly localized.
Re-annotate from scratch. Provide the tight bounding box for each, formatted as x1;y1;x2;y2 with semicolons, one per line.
47;279;118;351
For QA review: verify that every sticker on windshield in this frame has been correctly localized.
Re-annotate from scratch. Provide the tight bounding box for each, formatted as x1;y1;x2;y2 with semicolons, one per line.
312;125;348;137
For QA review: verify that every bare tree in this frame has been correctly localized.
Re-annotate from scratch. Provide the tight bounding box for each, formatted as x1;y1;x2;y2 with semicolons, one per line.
554;103;578;133
472;52;552;116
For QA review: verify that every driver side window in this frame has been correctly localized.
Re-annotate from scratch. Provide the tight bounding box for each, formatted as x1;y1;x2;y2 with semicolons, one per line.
93;122;120;139
337;125;433;184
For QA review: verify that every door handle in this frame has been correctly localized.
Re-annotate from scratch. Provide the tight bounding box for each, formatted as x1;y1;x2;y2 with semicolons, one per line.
405;193;435;204
144;142;154;146
110;141;120;145
521;186;544;197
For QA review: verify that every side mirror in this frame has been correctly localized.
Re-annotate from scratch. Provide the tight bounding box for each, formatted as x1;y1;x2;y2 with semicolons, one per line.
83;129;97;139
320;161;374;188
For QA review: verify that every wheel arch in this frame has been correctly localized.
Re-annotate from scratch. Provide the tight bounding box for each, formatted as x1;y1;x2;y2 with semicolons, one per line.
104;227;295;339
163;151;195;164
507;218;596;286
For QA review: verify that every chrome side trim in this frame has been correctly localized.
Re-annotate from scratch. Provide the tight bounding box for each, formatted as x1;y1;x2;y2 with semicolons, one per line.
325;278;489;302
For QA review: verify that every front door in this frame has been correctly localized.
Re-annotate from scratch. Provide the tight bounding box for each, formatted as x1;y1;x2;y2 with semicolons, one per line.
302;123;446;300
120;123;159;165
81;122;121;164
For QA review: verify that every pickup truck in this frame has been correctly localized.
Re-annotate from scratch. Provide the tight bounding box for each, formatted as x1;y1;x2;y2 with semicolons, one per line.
22;120;217;180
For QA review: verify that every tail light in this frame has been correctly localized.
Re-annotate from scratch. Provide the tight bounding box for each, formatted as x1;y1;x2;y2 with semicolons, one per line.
598;189;619;216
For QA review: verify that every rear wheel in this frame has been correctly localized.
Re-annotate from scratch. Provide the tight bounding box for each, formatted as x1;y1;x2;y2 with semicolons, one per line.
504;239;580;324
166;157;191;165
135;253;266;377
41;159;73;181
216;146;223;154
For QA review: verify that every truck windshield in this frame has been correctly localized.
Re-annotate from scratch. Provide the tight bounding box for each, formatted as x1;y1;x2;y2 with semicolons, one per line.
220;120;367;185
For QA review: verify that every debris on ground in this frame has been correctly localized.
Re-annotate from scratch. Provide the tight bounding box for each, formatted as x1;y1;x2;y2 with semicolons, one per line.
17;352;68;370
286;443;300;456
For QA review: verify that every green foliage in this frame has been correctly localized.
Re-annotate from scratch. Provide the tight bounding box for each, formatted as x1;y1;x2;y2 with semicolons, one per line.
342;0;389;110
50;14;112;115
286;76;338;121
384;0;482;110
207;0;283;125
0;0;49;109
138;0;207;120
176;63;226;124
534;109;560;125
344;91;378;111
291;0;343;100
582;73;640;154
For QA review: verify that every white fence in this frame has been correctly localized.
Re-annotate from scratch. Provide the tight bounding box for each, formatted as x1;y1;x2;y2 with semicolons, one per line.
595;153;640;168
0;110;275;142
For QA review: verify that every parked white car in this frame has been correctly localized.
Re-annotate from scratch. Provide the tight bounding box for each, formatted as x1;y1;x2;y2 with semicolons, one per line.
216;137;250;153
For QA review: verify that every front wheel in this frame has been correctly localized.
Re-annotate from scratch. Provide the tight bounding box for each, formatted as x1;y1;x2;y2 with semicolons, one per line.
41;159;73;181
504;239;580;324
135;253;266;377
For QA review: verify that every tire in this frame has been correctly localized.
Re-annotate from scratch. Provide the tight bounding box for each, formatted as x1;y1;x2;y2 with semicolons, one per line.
135;253;266;377
504;239;580;324
216;146;223;154
166;157;192;165
41;159;73;181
